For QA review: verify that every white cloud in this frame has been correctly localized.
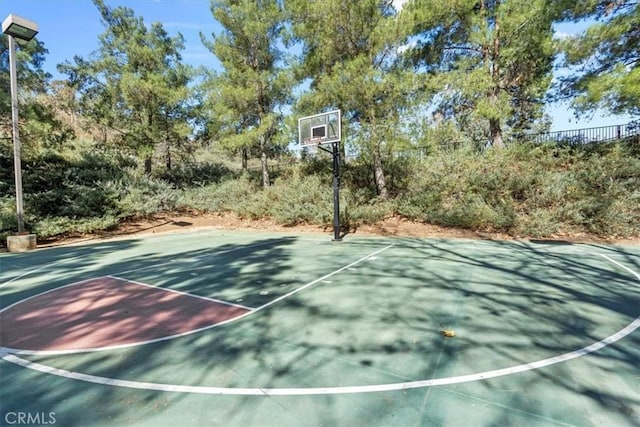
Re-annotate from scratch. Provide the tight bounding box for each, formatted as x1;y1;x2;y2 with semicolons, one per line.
397;38;417;54
392;0;409;11
553;31;572;40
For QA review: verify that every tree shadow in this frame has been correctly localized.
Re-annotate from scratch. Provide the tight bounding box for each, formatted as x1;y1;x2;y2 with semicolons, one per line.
1;235;638;426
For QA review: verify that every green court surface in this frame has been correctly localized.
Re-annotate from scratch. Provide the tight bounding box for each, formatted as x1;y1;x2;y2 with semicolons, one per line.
0;230;638;426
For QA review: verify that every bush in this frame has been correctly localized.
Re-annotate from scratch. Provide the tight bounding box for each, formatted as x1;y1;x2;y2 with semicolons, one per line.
0;197;17;242
156;162;234;188
2;138;638;243
178;174;259;213
20;150;128;218
113;173;179;218
32;215;120;239
344;192;395;227
394;141;640;237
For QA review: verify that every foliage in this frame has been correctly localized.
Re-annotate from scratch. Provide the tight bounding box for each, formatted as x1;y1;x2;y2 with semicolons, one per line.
1;147;180;241
556;1;640;117
404;0;556;148
0;34;74;153
200;0;292;187
111;173;178;217
176;141;640;238
2;139;639;245
156;161;234;188
288;0;421;199
30;215;121;239
178;173;258;213
0;196;17;237
57;0;194;173
396;141;640;237
0;34;50;117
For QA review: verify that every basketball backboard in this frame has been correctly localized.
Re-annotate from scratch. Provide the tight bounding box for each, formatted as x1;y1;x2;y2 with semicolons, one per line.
298;110;341;146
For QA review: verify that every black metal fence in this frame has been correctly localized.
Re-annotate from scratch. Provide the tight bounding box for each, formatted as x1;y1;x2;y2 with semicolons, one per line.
529;121;640;145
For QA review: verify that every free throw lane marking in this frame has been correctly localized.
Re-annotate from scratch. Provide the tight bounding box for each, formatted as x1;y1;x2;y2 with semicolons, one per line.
0;244;396;356
0;277;251;354
106;275;254;311
600;254;640;280
1;248;637;395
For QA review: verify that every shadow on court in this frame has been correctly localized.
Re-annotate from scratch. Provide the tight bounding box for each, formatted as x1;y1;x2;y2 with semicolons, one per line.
1;235;305;425
395;238;639;425
0;239;141;307
0;234;638;426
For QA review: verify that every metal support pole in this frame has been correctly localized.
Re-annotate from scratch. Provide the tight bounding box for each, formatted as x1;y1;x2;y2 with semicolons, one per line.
332;140;341;241
8;35;25;233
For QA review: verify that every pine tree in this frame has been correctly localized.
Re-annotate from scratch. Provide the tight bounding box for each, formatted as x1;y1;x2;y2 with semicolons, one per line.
58;0;194;173
556;1;639;117
1;33;72;153
201;0;292;188
288;0;417;199
405;0;555;147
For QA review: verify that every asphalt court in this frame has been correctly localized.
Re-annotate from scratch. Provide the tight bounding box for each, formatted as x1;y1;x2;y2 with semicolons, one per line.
0;230;638;426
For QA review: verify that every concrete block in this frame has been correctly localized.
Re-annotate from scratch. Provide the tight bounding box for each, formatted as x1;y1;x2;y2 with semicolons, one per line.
7;234;37;252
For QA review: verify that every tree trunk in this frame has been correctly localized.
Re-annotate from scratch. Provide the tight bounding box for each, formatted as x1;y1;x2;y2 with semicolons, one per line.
242;147;248;171
165;143;172;170
489;117;505;148
260;136;270;188
372;145;388;199
485;4;505;149
144;156;152;175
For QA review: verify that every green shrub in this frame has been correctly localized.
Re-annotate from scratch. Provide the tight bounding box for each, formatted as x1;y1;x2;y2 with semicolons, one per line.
246;171;333;224
0;197;17;242
514;209;562;238
178;174;260;213
2;137;638;242
156;162;234;188
345;193;395;227
31;215;120;239
393;141;640;237
113;173;178;218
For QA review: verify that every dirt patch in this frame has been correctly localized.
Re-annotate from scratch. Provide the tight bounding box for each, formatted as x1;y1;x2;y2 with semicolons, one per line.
34;212;640;248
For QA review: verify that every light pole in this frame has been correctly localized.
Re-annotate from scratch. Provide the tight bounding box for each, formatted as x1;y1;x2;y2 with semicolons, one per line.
3;14;38;250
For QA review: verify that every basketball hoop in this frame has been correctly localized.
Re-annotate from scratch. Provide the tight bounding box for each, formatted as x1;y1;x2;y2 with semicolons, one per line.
298;110;341;147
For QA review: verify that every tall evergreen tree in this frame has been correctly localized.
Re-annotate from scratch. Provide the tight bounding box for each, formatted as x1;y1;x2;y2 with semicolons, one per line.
288;0;417;199
0;35;49;116
58;0;194;173
556;1;639;117
201;0;292;188
404;0;555;147
1;34;71;154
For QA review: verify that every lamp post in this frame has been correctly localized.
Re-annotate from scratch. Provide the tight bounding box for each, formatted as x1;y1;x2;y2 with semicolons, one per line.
3;14;38;251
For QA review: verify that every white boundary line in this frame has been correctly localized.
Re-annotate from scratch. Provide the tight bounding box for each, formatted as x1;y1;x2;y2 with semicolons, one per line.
600;254;640;280
250;244;396;313
0;244;396;356
0;254;88;289
106;275;254;311
0;277;98;314
1;247;637;395
3;318;639;396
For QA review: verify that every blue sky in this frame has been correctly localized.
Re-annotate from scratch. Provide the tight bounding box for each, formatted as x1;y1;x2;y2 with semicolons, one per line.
1;0;222;72
2;0;634;131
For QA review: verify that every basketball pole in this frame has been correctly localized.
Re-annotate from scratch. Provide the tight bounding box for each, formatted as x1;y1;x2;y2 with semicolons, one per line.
331;140;342;241
299;110;342;242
